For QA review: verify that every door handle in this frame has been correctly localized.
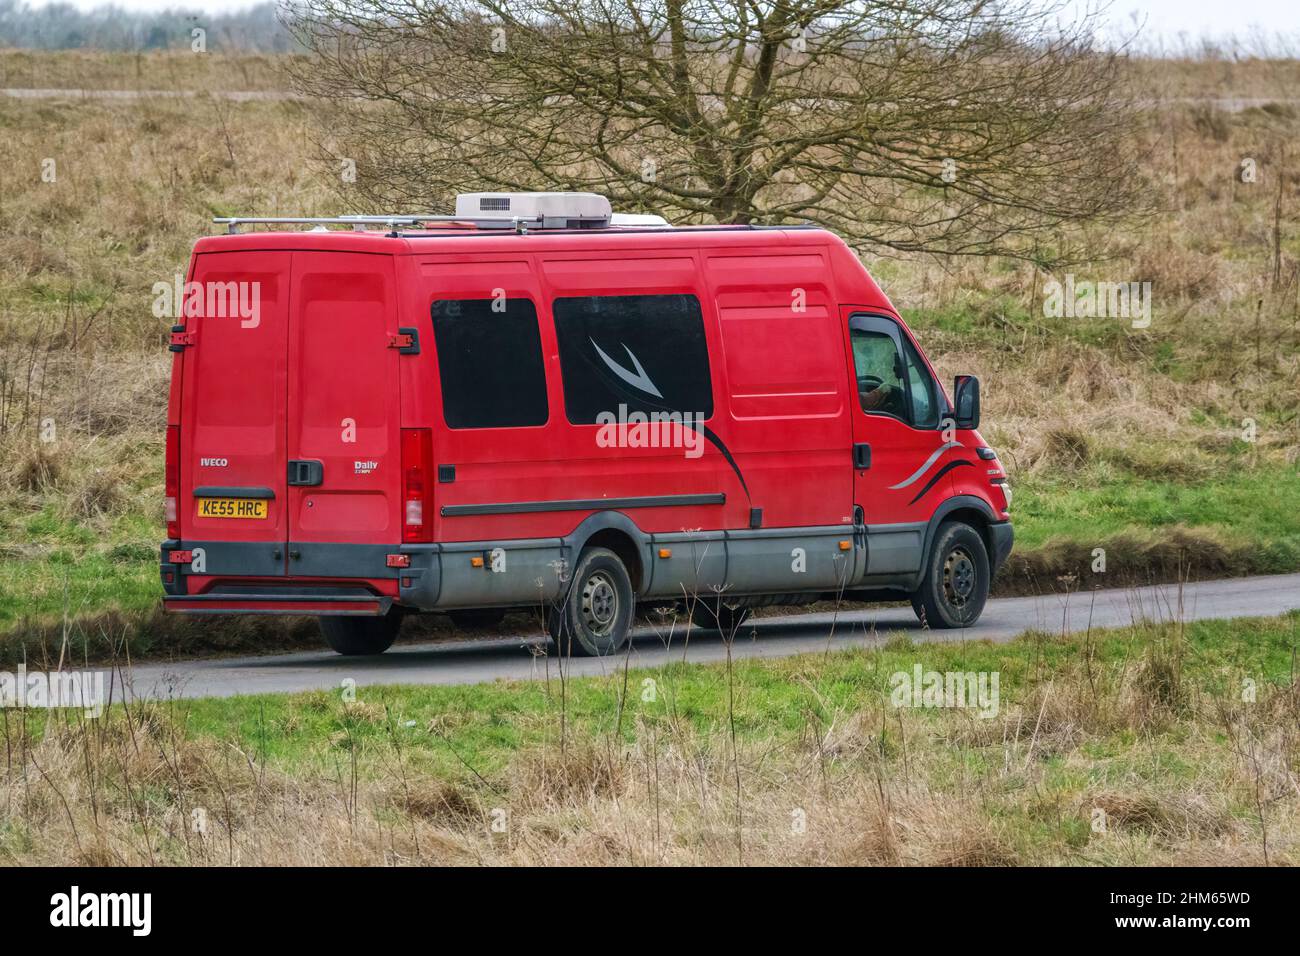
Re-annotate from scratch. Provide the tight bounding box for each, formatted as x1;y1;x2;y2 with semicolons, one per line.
853;443;871;469
287;459;324;486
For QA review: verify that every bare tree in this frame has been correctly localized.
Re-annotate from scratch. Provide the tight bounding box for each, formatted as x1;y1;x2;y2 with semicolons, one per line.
287;0;1146;259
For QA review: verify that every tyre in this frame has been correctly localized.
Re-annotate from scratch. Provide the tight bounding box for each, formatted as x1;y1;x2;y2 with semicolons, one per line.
910;522;990;629
447;608;507;630
319;612;401;656
690;596;752;634
549;547;634;657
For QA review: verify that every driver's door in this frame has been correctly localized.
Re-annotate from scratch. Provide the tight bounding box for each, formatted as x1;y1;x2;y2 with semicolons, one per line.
845;312;957;570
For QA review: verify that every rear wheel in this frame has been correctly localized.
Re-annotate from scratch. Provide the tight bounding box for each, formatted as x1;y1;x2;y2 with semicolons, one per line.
911;522;990;629
319;612;401;656
690;596;752;635
549;547;634;657
447;608;507;630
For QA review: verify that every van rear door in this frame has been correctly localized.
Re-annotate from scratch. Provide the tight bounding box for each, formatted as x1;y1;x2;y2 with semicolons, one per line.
285;252;402;576
179;251;290;576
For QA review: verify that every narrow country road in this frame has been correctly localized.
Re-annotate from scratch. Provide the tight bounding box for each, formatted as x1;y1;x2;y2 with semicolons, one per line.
94;572;1300;701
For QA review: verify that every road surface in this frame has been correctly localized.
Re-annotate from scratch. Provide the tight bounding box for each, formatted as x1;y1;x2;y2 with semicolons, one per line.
94;572;1300;701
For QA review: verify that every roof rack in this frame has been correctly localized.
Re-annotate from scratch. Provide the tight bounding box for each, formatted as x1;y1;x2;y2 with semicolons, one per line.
213;216;826;240
216;191;628;235
212;214;544;236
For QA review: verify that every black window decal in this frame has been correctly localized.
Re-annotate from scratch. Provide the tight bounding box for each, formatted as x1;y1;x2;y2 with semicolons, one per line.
552;293;712;424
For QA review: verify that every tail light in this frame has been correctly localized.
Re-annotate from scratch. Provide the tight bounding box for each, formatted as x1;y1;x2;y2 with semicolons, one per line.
401;428;434;543
165;424;180;539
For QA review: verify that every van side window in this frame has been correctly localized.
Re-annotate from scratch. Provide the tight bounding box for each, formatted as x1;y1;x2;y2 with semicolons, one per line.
851;330;909;421
431;298;548;429
899;334;939;429
552;294;713;424
851;326;939;428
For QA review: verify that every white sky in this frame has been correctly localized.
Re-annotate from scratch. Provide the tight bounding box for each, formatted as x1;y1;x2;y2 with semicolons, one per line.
26;0;268;12
20;0;1300;44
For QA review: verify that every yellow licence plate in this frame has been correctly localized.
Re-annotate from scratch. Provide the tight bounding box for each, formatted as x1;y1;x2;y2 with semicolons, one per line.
196;497;269;520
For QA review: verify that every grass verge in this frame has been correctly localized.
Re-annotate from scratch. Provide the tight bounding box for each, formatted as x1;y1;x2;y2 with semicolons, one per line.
1;612;1297;865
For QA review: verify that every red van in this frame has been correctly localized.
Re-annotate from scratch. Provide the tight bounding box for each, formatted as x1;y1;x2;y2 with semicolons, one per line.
161;192;1012;656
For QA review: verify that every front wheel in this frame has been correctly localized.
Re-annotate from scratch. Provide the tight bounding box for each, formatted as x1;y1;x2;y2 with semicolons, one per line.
319;612;401;656
549;547;634;657
911;522;990;629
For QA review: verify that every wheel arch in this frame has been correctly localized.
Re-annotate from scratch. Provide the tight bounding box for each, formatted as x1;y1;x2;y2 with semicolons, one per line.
563;511;651;594
916;495;999;587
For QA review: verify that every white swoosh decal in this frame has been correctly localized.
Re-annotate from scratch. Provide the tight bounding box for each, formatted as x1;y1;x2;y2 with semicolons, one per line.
889;441;962;490
590;339;664;398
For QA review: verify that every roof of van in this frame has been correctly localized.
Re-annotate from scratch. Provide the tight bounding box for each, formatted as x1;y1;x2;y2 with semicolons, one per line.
194;223;831;255
190;224;895;313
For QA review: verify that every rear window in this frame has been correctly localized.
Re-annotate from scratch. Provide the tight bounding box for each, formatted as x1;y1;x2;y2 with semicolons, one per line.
551;293;712;424
430;298;548;429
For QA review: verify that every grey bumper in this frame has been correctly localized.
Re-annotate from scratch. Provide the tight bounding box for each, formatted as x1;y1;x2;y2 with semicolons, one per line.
989;521;1014;576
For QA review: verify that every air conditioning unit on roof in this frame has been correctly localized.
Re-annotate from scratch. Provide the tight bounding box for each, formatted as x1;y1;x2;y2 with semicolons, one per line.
454;191;612;228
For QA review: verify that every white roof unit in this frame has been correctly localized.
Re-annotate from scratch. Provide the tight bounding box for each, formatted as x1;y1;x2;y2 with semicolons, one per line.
454;191;612;228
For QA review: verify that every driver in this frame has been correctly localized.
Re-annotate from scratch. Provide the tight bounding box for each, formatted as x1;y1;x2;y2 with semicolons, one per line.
859;381;894;412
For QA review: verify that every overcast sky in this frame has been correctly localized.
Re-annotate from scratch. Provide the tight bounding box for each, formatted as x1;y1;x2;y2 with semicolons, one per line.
20;0;1300;45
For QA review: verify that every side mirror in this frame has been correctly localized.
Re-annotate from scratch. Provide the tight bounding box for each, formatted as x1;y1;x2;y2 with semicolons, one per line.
953;375;980;430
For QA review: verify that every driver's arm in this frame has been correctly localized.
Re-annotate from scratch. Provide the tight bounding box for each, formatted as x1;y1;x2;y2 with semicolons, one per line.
859;383;894;411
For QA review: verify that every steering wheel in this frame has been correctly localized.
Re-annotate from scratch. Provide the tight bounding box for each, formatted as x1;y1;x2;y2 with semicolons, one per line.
857;374;884;391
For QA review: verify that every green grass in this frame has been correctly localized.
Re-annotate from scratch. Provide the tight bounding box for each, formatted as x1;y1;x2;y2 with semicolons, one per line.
1012;462;1300;559
0;549;158;630
161;611;1298;778
0;508;159;629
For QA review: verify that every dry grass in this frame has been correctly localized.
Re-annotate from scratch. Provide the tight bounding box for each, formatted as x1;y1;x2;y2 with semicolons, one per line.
2;613;1296;866
0;50;299;92
0;704;1281;867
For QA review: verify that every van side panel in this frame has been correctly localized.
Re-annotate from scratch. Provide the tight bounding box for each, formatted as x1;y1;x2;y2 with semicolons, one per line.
416;254;573;545
704;247;853;529
395;254;569;604
398;240;861;607
535;252;744;531
416;250;741;546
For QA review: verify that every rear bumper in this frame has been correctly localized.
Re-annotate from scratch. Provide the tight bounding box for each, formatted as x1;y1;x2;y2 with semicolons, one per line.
163;593;392;616
160;540;394;615
989;520;1014;576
